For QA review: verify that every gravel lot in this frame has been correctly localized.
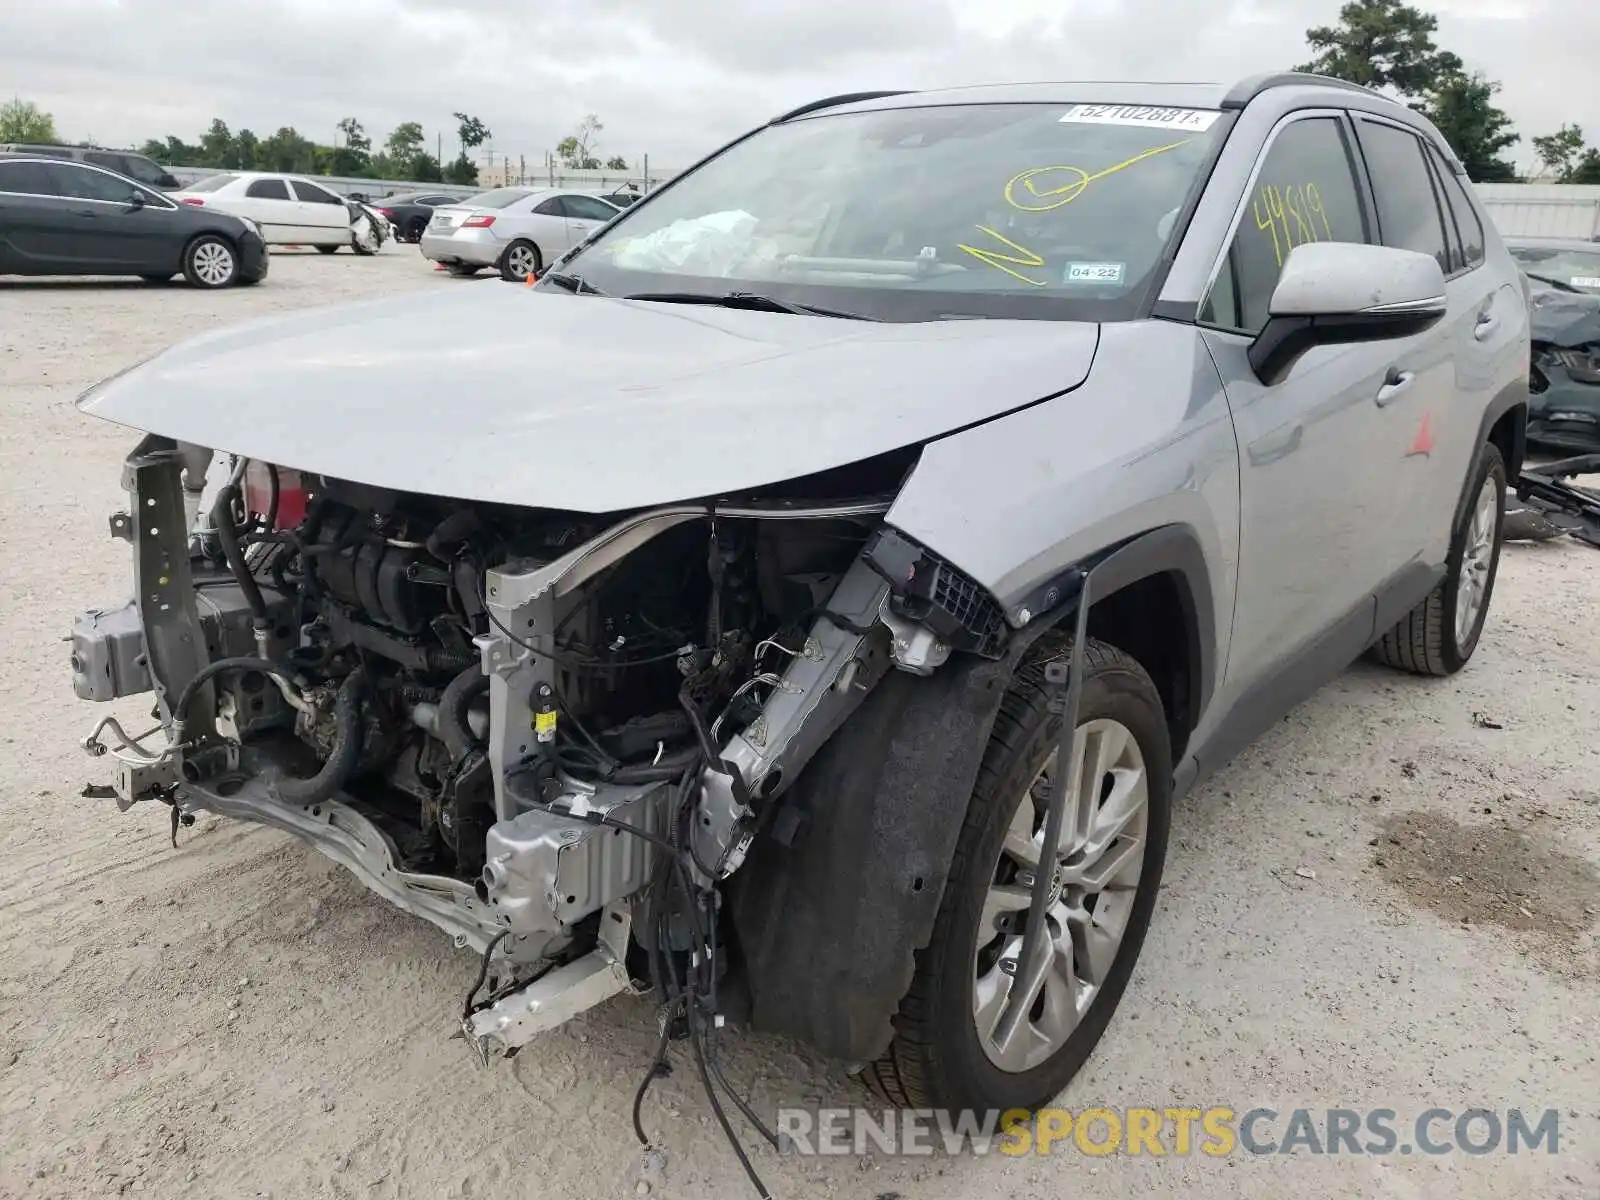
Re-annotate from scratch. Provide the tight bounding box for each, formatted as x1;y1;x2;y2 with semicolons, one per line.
1;248;1598;1200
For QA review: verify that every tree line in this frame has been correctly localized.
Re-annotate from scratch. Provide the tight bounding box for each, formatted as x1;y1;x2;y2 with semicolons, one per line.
1296;0;1598;182
5;9;1599;187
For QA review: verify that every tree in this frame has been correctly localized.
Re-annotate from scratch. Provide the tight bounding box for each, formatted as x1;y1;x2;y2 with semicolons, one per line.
453;112;491;151
257;126;317;173
408;151;445;183
199;118;234;168
1417;71;1518;182
1574;151;1600;186
331;117;372;176
443;152;479;186
233;128;259;171
1532;124;1587;180
384;121;426;174
0;98;58;142
604;154;628;171
1296;0;1462;96
556;114;604;170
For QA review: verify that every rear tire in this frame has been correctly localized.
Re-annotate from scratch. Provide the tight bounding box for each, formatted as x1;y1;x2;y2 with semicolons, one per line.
404;217;427;243
499;239;541;282
862;636;1171;1113
1371;442;1506;676
317;245;340;255
182;235;239;288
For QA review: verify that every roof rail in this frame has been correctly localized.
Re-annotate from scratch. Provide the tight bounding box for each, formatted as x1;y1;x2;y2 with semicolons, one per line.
771;91;915;124
1222;72;1385;110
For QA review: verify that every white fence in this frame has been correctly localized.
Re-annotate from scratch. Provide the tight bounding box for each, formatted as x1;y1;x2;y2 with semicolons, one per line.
1474;183;1600;240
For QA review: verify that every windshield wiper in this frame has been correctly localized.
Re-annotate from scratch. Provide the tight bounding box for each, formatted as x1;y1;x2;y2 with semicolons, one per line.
622;290;880;321
542;271;609;296
1524;272;1584;294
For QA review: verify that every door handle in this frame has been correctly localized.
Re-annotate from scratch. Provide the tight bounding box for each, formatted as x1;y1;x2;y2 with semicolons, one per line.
1375;368;1415;407
74;208;97;217
1473;310;1499;342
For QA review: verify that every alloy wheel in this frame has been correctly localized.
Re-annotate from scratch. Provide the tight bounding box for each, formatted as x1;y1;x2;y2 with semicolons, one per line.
192;242;234;286
506;244;537;279
973;717;1149;1073
1454;476;1499;647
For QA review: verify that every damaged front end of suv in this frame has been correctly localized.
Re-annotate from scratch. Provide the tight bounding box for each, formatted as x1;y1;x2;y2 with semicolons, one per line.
70;427;1010;1058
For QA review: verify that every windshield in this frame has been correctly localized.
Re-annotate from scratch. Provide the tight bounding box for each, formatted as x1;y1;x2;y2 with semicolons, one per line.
463;187;532;209
557;102;1226;321
1509;244;1600;294
184;173;237;193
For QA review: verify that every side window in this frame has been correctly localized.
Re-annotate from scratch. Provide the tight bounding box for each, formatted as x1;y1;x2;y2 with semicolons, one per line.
246;178;292;200
532;197;565;217
0;161;63;195
291;180;344;205
83;150;124;173
57;164;136;203
1354;120;1450;273
1428;147;1485;270
1200;116;1370;334
561;195;620;222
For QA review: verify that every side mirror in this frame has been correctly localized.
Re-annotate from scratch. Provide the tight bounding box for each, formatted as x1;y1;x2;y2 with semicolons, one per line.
125;190;146;211
1249;242;1447;385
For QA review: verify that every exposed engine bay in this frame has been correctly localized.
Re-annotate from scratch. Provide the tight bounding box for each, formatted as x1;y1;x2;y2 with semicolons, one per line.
73;436;1010;1063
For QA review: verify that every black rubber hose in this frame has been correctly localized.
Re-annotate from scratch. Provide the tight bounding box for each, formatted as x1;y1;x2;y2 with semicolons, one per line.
212;480;268;623
610;746;701;784
172;655;299;733
275;668;366;805
438;663;489;761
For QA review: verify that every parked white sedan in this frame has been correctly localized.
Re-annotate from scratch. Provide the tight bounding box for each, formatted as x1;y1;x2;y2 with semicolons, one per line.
419;187;620;280
172;172;379;254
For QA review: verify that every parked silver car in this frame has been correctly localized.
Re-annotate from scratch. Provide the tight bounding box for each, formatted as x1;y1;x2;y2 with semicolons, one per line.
72;74;1538;1173
419;186;621;280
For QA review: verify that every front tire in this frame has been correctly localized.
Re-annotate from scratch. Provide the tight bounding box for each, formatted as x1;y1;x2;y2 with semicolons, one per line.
1371;442;1506;676
863;636;1172;1113
182;235;240;289
317;245;340;255
499;239;541;282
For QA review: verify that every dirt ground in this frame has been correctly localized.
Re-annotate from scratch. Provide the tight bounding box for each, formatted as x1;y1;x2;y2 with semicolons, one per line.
1;249;1597;1200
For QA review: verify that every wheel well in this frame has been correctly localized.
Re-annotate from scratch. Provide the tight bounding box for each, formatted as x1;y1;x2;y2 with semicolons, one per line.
1487;403;1526;479
1085;571;1197;763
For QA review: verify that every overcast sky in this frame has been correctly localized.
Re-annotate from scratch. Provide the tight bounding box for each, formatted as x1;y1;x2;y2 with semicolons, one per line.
1;0;1592;174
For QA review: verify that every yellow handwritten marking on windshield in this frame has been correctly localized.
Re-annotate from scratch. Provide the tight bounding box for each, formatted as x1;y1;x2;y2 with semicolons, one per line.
1004;140;1192;213
1253;182;1333;269
956;225;1048;286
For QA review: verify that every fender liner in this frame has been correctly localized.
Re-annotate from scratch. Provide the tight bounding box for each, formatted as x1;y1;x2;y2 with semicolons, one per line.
727;524;1214;1064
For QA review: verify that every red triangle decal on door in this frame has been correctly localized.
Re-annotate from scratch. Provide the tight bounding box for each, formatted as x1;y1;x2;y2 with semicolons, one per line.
1409;411;1435;456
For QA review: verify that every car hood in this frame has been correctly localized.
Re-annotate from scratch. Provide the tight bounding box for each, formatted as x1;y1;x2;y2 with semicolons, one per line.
78;287;1100;512
1530;288;1600;349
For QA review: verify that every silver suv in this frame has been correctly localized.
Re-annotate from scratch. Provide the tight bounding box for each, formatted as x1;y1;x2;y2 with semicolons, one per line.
72;74;1532;1139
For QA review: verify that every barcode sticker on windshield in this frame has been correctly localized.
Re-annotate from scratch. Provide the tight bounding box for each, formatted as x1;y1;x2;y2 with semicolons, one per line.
1064;262;1125;284
1571;276;1600;288
1059;104;1220;131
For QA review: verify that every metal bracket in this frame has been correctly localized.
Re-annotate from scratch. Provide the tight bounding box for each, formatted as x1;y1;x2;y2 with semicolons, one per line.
1009;567;1091;1020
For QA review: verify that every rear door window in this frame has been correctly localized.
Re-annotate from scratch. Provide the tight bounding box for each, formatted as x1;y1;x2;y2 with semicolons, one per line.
532;196;565;217
1427;147;1485;271
246;178;292;200
1200;115;1371;334
1354;119;1451;274
0;160;64;195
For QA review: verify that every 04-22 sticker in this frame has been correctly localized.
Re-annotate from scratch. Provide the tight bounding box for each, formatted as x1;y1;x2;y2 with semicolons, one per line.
1063;262;1125;284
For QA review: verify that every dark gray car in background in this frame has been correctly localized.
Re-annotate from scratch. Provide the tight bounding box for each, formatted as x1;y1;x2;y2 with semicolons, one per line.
0;154;268;287
1507;236;1600;451
70;73;1530;1161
